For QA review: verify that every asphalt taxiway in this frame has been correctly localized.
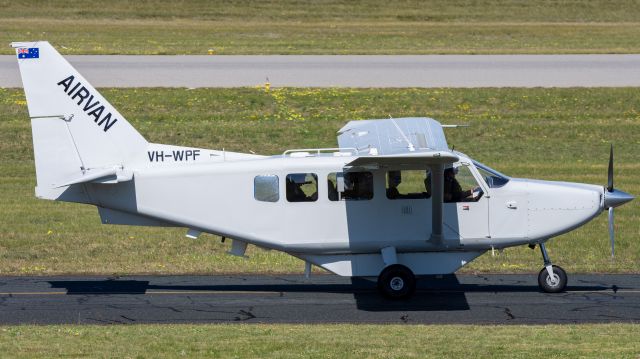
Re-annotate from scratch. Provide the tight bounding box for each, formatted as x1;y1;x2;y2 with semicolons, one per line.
2;55;640;88
1;274;638;325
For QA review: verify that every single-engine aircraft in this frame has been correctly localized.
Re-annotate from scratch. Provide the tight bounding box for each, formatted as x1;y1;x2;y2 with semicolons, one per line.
12;41;634;298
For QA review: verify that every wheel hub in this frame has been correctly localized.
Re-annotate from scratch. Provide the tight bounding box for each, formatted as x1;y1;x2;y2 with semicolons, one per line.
390;277;404;291
546;273;560;287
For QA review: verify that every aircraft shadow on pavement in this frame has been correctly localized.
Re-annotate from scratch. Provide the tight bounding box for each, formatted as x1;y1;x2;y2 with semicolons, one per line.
47;275;610;312
46;277;472;312
351;276;471;311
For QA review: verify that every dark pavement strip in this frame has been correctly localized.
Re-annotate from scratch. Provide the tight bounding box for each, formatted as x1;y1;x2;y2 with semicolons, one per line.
0;274;638;324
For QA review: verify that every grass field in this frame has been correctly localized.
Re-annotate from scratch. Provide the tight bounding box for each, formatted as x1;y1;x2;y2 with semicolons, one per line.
1;323;639;358
0;87;638;276
1;0;640;54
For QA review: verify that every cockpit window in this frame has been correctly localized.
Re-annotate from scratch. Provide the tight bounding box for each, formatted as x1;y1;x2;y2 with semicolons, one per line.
447;165;483;202
473;161;510;188
426;165;482;202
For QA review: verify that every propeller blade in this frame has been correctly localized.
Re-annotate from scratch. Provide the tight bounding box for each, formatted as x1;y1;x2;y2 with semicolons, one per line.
608;207;615;258
607;144;614;192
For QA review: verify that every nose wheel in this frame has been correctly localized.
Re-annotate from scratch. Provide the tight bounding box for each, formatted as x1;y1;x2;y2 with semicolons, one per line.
537;243;567;293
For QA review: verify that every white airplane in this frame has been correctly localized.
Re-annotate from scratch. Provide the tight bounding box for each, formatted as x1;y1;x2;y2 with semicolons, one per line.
13;41;634;298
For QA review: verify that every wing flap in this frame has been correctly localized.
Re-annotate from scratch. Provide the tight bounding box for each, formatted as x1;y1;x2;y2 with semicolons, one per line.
346;151;458;169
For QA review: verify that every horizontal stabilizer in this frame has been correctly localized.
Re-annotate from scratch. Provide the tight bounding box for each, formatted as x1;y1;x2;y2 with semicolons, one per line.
55;167;133;188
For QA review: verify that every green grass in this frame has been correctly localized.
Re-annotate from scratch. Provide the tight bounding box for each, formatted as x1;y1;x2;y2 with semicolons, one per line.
0;87;638;276
1;324;639;358
2;0;640;54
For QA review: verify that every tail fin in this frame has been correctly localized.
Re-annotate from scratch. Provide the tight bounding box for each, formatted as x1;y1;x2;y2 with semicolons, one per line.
12;41;148;200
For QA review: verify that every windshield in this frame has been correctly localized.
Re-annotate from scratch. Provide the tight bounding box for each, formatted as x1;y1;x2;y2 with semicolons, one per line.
473;161;510;188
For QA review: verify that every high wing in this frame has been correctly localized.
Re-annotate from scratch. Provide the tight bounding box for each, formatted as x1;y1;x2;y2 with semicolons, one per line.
339;117;458;168
338;117;450;155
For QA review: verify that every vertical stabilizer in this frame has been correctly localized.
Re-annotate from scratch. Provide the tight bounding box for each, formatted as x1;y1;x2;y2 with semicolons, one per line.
12;41;148;199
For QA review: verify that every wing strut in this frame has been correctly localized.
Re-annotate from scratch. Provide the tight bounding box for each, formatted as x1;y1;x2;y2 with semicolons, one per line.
430;164;444;245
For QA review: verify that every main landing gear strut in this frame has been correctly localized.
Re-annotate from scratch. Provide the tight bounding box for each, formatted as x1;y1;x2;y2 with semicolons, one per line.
537;242;567;293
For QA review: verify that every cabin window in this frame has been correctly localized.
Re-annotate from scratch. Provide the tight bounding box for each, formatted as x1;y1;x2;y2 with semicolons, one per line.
286;173;318;202
254;175;279;202
327;172;373;201
386;170;431;199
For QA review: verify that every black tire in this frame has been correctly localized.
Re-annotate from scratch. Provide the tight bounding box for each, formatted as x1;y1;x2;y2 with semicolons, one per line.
377;264;416;299
537;265;567;293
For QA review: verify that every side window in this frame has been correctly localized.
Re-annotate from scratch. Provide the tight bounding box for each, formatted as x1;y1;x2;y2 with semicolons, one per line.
387;170;431;199
443;165;482;203
254;175;279;202
286;173;318;202
328;172;373;201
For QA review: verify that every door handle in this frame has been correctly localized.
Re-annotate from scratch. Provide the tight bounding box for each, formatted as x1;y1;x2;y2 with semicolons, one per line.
506;201;517;209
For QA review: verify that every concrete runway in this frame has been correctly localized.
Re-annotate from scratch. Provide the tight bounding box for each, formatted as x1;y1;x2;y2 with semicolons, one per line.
2;55;640;88
1;274;638;325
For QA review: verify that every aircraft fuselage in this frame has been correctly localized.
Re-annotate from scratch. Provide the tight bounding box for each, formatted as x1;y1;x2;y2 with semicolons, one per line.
90;152;605;257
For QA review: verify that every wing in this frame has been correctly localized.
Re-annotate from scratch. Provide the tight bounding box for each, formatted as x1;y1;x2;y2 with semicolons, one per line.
337;117;449;155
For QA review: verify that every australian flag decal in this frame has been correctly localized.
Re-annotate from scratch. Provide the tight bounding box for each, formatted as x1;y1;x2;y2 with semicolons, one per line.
17;48;39;59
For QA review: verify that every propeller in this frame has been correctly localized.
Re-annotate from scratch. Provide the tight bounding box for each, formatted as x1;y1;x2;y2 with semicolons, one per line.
602;144;634;258
607;144;614;192
607;144;614;258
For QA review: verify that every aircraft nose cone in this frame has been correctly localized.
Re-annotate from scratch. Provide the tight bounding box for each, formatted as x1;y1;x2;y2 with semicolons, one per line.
604;189;634;209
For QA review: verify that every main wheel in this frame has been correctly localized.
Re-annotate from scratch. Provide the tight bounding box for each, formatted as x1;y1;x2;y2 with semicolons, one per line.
537;265;567;293
377;264;416;299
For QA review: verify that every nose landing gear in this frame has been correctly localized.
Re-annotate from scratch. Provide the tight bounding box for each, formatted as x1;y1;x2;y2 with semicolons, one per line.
537;242;567;293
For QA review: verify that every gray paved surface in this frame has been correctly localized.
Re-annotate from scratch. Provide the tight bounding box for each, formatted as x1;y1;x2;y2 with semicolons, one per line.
1;274;638;324
2;55;640;88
